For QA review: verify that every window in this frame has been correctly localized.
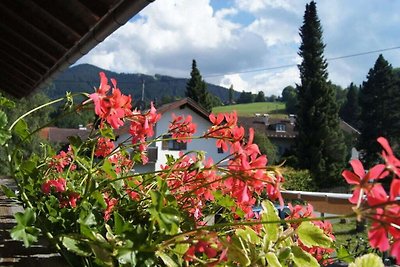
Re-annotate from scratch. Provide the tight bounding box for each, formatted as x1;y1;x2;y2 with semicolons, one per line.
162;134;187;151
276;124;286;132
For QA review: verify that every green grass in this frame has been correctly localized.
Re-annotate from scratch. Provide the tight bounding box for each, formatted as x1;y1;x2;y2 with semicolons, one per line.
212;102;286;117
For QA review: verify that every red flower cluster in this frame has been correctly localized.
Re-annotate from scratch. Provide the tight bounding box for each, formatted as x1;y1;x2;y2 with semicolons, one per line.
342;137;400;264
103;193;118;221
48;147;75;173
168;114;197;143
129;102;161;148
88;72;132;129
42;178;66;194
41;178;80;208
286;204;335;265
95;137;115;158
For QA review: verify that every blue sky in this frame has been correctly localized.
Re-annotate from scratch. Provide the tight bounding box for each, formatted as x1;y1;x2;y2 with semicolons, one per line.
78;0;400;96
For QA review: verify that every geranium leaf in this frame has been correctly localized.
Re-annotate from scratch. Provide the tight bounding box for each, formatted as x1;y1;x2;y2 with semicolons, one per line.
235;226;261;245
348;253;384;267
226;236;251;266
337;245;354;263
0;111;11;145
0;185;16;198
10;225;39;247
261;200;281;242
157;251;179;267
118;249;137;265
266;252;282;267
102;159;117;179
291;245;319;267
296;221;332;248
61;236;92;256
13;119;30;141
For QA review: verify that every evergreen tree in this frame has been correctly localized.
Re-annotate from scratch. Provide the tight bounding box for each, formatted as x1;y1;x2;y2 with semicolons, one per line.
186;59;212;112
255;91;266;102
296;1;346;188
340;83;361;129
359;54;400;166
228;85;234;104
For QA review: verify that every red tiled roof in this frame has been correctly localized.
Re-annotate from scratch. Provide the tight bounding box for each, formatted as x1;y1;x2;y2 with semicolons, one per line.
39;127;91;143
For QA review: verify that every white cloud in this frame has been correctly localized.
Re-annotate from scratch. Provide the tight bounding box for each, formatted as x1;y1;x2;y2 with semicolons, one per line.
219;74;249;91
78;0;400;98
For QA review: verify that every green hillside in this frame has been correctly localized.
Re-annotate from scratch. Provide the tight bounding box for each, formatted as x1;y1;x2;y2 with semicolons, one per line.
212;102;286;117
47;64;240;103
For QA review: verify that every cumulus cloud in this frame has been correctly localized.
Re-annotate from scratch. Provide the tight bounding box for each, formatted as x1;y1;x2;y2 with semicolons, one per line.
78;0;400;97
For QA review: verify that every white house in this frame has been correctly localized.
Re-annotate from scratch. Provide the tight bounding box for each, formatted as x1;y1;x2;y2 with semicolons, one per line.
116;98;231;173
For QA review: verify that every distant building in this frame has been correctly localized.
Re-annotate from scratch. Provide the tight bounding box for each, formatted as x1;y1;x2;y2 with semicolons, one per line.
115;98;231;173
239;114;360;158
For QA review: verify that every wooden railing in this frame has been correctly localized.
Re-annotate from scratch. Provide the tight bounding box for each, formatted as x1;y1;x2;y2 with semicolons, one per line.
282;190;353;215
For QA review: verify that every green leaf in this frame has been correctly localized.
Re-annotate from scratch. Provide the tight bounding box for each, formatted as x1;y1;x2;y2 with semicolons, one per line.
291;246;319;267
0;96;15;108
261;200;281;242
14;208;36;226
296;221;332;248
0;111;11;145
235;226;261;245
78;210;96;226
157;251;179;267
266;252;282;267
348;253;384;267
20;160;37;175
100;126;115;140
13;119;30;141
11;209;40;247
92;190;107;209
102;159;117;179
61;236;92;256
0;185;16;198
226;236;251;266
10;225;40;247
91;244;113;266
118;249;137;265
337;245;354;263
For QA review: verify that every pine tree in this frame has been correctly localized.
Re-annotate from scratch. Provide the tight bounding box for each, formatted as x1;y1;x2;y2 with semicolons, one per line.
186;59;211;112
359;55;399;166
340;83;361;129
228;85;234;104
296;1;346;188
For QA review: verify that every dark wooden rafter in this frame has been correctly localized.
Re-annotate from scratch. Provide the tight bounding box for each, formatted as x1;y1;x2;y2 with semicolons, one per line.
0;51;42;83
0;0;153;98
0;3;69;54
0;24;58;63
0;40;50;73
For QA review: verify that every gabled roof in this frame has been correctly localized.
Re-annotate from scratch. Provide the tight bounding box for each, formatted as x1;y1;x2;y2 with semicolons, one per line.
115;98;210;136
156;98;210;121
238;117;297;139
39;127;91;143
0;0;152;98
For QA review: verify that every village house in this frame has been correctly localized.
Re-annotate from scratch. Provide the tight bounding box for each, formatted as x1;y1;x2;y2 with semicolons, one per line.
40;98;231;173
239;114;360;159
115;98;231;173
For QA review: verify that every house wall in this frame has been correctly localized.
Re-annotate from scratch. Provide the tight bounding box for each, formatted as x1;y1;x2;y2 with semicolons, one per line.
154;106;230;170
116;105;230;173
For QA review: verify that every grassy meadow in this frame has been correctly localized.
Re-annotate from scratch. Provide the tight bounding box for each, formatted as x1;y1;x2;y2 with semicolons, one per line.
212;102;286;117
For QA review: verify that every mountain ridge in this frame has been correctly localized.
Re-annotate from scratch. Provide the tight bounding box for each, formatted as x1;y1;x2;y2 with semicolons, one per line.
47;64;239;103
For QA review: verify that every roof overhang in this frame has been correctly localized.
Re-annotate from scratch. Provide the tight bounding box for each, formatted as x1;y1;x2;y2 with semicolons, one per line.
0;0;154;98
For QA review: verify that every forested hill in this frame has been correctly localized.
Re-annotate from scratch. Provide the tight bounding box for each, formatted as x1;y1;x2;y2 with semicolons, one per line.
47;64;236;103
